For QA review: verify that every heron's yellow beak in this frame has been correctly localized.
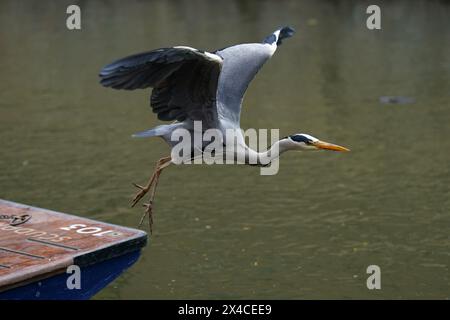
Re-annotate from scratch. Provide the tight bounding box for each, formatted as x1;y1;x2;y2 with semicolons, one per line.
312;140;350;152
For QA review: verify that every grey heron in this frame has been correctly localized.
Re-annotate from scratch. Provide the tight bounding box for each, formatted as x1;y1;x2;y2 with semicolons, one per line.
99;26;349;231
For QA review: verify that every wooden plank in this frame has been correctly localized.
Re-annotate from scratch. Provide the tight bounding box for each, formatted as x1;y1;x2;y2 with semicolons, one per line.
0;199;147;292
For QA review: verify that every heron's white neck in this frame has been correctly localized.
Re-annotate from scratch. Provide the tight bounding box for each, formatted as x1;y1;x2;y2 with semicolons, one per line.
246;138;292;165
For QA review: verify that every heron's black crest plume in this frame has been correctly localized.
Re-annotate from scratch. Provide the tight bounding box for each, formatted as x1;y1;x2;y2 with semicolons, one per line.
290;134;312;144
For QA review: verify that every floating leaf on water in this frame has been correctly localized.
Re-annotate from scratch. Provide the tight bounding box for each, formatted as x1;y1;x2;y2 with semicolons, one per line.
379;96;415;104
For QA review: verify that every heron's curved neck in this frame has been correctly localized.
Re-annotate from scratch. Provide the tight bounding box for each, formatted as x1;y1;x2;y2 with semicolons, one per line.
247;139;291;165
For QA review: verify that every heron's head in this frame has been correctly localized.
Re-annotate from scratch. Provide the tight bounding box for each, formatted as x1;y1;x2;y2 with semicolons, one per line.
277;26;295;45
284;133;350;152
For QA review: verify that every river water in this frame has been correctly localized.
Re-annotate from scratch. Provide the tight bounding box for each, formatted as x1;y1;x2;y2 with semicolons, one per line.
0;0;449;299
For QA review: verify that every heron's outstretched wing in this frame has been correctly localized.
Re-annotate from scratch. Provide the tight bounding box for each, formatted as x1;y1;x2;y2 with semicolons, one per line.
214;43;276;128
99;47;223;128
214;27;295;128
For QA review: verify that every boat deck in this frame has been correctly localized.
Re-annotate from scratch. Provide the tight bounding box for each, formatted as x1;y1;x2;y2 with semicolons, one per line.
0;199;147;295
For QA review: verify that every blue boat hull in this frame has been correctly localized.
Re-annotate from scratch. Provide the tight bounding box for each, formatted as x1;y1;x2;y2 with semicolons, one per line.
0;250;141;300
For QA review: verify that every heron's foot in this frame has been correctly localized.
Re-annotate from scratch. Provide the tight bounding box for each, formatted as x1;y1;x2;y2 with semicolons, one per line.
138;201;154;234
131;183;150;207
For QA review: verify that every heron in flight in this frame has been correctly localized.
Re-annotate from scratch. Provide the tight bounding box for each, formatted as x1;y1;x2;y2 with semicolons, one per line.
99;26;349;231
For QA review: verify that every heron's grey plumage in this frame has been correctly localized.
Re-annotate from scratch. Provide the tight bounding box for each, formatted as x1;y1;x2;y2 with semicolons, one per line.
97;27;352;231
100;47;222;128
99;27;294;151
215;43;275;130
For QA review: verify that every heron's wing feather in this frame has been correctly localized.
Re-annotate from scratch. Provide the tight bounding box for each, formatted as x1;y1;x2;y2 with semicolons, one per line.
215;43;276;127
99;47;222;127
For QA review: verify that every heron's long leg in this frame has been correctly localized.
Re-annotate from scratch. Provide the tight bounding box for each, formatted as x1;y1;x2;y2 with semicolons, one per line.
131;156;171;208
137;157;172;232
138;171;161;232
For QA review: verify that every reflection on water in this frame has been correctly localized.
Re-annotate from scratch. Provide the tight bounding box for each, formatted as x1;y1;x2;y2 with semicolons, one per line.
0;0;449;299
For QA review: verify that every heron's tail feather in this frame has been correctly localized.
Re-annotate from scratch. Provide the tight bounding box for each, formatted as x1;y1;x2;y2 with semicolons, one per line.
132;122;184;138
132;125;166;138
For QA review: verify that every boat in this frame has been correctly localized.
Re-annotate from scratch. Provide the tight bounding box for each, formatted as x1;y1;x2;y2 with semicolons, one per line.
0;199;147;299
